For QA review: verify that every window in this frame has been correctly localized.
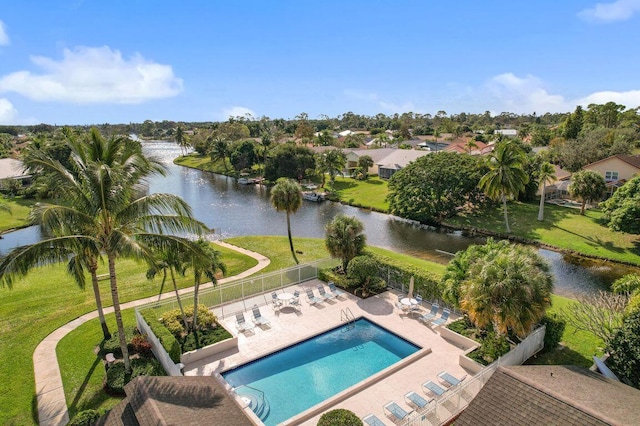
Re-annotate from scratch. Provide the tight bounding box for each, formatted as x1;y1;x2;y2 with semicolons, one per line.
605;171;619;181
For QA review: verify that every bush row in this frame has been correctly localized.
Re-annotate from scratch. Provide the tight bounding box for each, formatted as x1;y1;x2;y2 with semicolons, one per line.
141;309;181;363
105;358;166;395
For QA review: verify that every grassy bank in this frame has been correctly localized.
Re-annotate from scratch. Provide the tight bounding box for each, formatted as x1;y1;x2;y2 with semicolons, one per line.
0;243;253;425
447;201;640;265
0;197;37;232
329;176;389;212
528;294;605;368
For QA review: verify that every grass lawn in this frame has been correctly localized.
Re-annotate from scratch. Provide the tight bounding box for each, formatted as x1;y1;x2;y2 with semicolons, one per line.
0;242;253;426
174;154;234;175
329;176;389;212
527;294;605;368
448;201;640;266
0;197;37;232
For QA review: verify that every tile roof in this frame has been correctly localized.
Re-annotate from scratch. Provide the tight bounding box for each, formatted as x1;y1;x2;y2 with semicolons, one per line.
96;376;253;426
456;365;640;426
583;154;640;170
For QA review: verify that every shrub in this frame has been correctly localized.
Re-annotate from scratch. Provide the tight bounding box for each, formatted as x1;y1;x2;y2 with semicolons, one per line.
131;334;154;358
68;409;101;426
181;326;233;352
347;255;386;296
467;332;511;365
141;310;181;363
540;314;566;353
105;358;166;395
99;326;137;358
317;409;363;426
160;304;217;337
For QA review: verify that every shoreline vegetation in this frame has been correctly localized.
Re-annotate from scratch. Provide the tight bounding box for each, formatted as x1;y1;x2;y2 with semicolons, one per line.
173;153;640;267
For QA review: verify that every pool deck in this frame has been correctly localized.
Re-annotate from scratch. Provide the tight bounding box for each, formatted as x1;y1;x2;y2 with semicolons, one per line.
183;279;472;426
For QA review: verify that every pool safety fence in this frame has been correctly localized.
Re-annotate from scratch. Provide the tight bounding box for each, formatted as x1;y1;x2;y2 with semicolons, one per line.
398;325;546;426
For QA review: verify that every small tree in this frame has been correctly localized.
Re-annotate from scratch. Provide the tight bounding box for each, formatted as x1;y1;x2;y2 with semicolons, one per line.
601;175;640;234
568;170;606;215
357;155;373;178
325;215;366;271
347;255;385;297
318;409;363;426
537;162;556;221
606;310;640;389
560;291;628;345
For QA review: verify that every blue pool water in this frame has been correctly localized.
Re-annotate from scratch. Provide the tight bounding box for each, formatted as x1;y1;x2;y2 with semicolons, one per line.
222;318;420;425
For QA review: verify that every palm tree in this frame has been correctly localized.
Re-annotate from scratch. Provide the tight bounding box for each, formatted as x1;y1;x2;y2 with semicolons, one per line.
175;126;190;156
325;215;366;271
208;136;231;174
460;244;553;338
270;178;303;264
537;162;556;221
146;247;189;331
0;129;208;373
478;141;529;233
569;170;607;215
189;239;226;333
324;149;346;190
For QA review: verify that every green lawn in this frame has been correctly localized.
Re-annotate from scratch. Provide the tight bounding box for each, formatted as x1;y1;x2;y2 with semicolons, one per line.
0;243;253;426
0;197;37;232
329;176;390;212
447;201;640;266
527;294;605;368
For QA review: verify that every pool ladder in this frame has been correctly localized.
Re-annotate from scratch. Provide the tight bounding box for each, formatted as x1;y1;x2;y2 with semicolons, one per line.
341;307;356;331
235;385;270;421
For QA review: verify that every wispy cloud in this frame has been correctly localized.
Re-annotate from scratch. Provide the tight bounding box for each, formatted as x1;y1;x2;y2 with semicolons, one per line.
0;98;18;124
578;0;640;23
0;20;9;46
0;46;182;104
221;106;256;120
343;89;418;113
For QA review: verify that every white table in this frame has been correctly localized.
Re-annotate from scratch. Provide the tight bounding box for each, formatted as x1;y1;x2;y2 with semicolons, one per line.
278;293;294;302
401;297;418;307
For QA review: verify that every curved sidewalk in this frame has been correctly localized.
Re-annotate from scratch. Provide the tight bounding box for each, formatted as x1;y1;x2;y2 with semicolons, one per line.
34;242;270;426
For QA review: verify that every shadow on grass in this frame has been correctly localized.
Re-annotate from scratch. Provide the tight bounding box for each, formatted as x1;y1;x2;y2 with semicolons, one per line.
68;354;105;418
526;345;592;369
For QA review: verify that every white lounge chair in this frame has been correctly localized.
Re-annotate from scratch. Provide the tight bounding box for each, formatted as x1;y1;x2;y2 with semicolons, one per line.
362;413;387;426
405;391;431;410
235;312;255;333
251;305;270;327
289;290;302;309
271;292;282;310
422;380;447;398
328;282;346;298
430;308;450;327
383;401;412;422
438;371;466;387
317;285;336;301
306;288;323;305
418;303;439;324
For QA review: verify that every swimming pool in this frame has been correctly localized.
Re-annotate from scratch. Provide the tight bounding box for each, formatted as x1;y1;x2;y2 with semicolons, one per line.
222;317;420;425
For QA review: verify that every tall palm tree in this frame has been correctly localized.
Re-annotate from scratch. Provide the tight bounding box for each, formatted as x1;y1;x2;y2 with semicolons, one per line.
478;141;529;233
0;130;208;373
325;215;366;271
189;239;226;333
270;178;303;264
324;149;346;190
175;126;190;156
537;162;556;221
146;247;189;331
208;136;230;173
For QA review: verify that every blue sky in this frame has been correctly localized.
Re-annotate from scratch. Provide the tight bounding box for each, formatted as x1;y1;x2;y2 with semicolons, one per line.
0;0;639;125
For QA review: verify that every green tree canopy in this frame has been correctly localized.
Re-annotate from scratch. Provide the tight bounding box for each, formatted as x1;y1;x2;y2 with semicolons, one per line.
606;310;640;389
264;143;315;182
325;215;366;271
602;175;640;234
229;140;258;171
568;169;606;215
387;152;487;224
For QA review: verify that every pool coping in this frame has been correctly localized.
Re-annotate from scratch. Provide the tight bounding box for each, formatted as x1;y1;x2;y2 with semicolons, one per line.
215;315;432;426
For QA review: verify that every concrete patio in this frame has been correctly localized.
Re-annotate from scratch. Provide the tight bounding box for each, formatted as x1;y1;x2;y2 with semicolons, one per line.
184;279;472;425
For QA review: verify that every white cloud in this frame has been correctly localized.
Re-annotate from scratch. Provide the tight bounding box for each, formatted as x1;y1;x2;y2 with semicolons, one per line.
0;20;9;46
577;89;640;106
486;73;568;113
0;98;18;124
222;106;256;120
0;46;182;104
578;0;640;22
343;89;418;113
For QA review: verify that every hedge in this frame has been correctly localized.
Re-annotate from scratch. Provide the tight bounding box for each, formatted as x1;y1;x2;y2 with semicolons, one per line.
141;309;181;363
367;251;442;301
317;409;363;426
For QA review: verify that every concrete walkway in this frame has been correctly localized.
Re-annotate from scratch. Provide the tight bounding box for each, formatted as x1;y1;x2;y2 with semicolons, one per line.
34;241;270;426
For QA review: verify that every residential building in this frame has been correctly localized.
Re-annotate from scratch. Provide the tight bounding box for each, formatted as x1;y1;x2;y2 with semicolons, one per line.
582;154;640;183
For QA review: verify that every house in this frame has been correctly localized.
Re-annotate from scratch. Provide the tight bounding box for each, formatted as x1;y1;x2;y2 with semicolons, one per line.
0;158;31;189
582;154;640;183
455;365;640;426
96;376;253;426
376;149;431;179
444;140;488;155
345;148;396;176
495;129;518;137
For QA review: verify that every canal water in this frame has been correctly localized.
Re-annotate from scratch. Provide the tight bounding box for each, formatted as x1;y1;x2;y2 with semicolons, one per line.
2;141;637;298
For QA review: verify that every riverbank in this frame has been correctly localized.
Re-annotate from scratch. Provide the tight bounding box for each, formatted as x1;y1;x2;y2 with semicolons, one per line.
0;197;37;233
173;154;640;267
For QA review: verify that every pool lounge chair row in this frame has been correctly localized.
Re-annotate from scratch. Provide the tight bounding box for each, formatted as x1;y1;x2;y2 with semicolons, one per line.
306;282;347;305
362;371;467;425
235;305;271;333
417;303;450;327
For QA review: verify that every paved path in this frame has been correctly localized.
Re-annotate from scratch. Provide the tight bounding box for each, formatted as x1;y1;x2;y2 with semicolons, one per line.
34;242;270;426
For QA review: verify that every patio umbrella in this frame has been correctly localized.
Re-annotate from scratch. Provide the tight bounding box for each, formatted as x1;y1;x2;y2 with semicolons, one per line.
408;276;414;299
